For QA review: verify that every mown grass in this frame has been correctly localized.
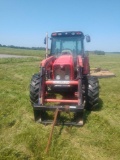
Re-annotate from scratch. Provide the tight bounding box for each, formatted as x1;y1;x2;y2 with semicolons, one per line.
0;51;120;160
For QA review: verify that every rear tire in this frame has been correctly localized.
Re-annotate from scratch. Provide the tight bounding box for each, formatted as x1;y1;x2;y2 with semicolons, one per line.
86;76;99;111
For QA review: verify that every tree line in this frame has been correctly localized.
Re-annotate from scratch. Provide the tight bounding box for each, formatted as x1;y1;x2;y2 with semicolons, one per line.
86;50;105;55
0;44;46;50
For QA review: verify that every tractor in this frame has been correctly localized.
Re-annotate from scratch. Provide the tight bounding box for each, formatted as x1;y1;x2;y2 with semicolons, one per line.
30;31;99;126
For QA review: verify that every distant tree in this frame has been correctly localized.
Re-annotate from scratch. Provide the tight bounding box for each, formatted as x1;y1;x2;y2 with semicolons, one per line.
94;50;105;55
0;44;46;50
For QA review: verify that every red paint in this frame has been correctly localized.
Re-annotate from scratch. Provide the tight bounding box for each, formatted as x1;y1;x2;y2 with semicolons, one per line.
77;55;83;67
40;56;56;68
45;80;78;85
53;55;74;79
83;56;90;74
45;99;78;103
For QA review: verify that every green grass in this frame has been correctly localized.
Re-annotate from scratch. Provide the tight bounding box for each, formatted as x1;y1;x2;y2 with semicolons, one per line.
0;50;120;160
0;47;45;57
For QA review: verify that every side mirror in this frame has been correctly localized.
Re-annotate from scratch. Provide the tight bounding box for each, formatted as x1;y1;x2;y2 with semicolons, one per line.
86;35;91;42
44;37;46;44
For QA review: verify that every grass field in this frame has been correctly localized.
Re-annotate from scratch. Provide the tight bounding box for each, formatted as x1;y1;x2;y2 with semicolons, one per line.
0;47;45;57
0;48;120;160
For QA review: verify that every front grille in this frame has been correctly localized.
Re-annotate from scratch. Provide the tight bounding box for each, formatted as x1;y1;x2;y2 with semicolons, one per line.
53;65;70;80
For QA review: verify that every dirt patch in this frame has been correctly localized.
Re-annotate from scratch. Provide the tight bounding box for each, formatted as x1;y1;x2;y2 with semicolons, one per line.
0;54;33;58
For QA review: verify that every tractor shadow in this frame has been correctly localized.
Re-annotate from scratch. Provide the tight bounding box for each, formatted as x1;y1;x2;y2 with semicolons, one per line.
84;98;104;124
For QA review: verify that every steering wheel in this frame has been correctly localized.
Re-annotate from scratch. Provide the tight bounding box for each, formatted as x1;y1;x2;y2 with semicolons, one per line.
61;49;72;55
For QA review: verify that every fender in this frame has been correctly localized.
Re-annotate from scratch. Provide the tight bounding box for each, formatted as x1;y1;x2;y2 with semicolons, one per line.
83;56;90;74
77;55;83;67
40;56;56;69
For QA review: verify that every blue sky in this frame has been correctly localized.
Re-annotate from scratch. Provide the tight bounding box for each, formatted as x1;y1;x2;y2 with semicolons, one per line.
0;0;120;52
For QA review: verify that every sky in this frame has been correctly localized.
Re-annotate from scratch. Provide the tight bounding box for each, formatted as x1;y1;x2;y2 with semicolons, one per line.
0;0;120;52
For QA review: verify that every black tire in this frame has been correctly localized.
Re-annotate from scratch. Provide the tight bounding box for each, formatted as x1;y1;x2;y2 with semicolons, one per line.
30;73;46;122
30;73;41;105
86;76;99;111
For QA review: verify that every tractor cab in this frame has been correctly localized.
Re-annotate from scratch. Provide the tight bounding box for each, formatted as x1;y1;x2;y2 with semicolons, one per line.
50;31;85;57
44;31;90;57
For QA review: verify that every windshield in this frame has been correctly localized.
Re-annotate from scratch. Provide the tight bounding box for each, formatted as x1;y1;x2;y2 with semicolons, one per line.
51;36;84;56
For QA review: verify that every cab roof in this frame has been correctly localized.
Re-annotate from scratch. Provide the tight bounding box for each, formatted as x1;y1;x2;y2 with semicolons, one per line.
51;31;84;37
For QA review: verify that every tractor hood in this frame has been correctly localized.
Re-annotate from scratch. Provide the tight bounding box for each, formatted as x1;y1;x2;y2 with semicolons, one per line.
53;55;74;66
53;55;74;80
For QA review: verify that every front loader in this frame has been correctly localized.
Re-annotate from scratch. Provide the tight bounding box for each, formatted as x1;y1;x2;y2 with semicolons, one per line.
30;31;99;126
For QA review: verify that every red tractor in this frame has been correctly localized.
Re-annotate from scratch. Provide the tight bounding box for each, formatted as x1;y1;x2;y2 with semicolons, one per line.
30;31;99;126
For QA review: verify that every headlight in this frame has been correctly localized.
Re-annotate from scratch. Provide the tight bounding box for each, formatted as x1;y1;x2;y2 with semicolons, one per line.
65;75;70;80
56;75;60;80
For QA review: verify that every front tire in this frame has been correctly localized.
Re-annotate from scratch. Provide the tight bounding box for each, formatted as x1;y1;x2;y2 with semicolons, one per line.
30;73;41;105
30;73;46;121
86;76;99;111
